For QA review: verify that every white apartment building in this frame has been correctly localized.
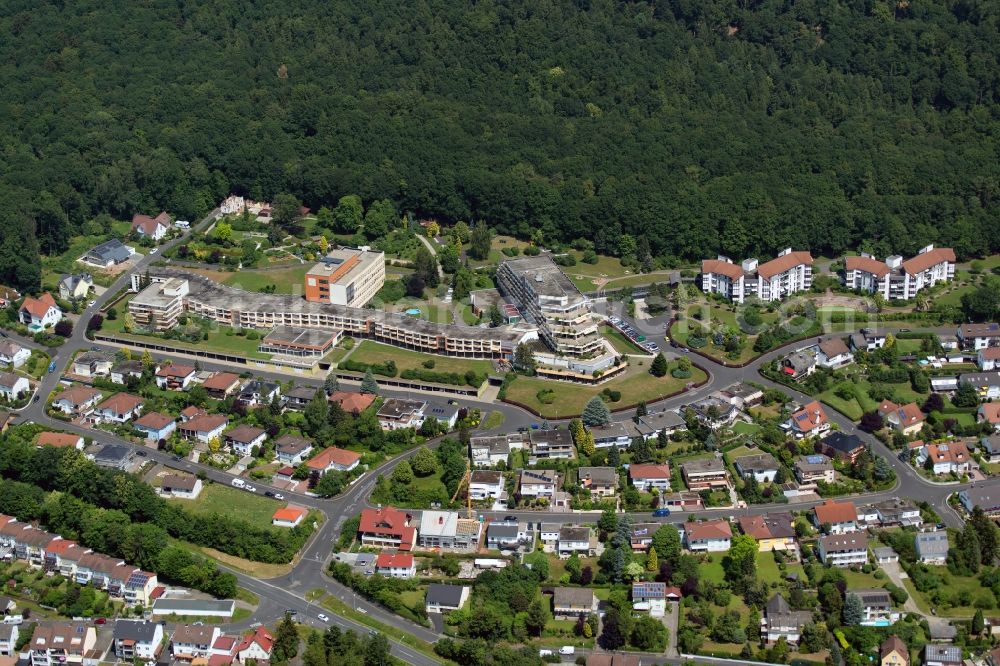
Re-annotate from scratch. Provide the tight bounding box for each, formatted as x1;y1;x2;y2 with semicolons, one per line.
818;533;869;567
844;245;955;301
304;248;386;308
701;248;813;304
128;277;189;331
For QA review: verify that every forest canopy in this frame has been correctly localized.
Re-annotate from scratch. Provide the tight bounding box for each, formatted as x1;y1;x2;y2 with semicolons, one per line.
0;0;998;291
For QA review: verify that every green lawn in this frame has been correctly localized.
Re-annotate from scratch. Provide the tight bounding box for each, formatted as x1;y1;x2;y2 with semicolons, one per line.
700;554;727;585
840;568;885;590
165;481;286;531
223;265;310;294
504;360;706;419
102;312;271;360
756;551;805;586
348;340;493;377
730;422;761;436
901;567;988;617
601;324;649;355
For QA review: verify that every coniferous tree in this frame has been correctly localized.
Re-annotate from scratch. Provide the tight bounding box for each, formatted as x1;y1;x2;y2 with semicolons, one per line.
360;369;380;395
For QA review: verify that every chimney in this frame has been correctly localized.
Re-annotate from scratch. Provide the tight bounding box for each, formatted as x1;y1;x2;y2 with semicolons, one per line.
439;516;444;525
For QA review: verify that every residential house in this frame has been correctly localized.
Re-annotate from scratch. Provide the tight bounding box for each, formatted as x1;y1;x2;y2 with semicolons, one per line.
36;432;84;450
358;507;417;550
177;413;228;443
589;422;632;449
328;391;376;415
632;581;667;618
91;392;144;424
788;401;830;438
915;531;950;565
272;506;308;528
424;402;460;430
552;587;598;619
171;625;222;660
818;533;869;567
684;396;739;428
92;444;135;470
27;623;96;666
817;337;854;369
962;372;1000;400
306;446;361;474
978;347;1000;371
981;435;1000;463
629;523;663;552
113;620;164;661
880;636;909;666
71;350;114;377
201;372;243;399
110;360;145;385
528;429;576;463
683;520;732;552
557;526;595;558
160;474;203;500
795;454;835;485
0;623;18;657
131;212;171;240
813;500;859;534
577;467;618;498
848;588;899;626
733;452;780;483
923;645;961;666
680;458;730;491
274;434;314;465
155;363;196;390
738;513;797;552
83;239;133;267
519;469;559;498
0;340;30;368
881;401;925;436
469;470;504;500
959;487;1000;515
0;285;20;309
376;398;426;431
19;292;62;330
874;499;921;526
720;382;765;409
850;329;888;352
236;627;274;664
469;433;521;467
762;593;811;645
629;464;672;492
818;432;867;463
0;373;29;402
224;425;267;457
375;552;415;579
236;380;281;408
917;441;972;475
425;584;470;614
958;322;1000;351
133;412;176;442
980;403;1000;432
631;410;685;440
419;510;482;550
58;273;93;301
701;249;813;304
781;351;817;379
486;522;528;549
282;386;317;410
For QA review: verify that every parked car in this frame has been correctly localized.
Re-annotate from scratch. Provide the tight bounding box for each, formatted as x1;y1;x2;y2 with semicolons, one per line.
652;508;671;517
274;493;285;500
318;613;329;623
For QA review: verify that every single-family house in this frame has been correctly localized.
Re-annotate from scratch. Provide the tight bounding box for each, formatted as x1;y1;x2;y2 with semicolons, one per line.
375;552;415;579
160;474;203;500
720;382;765;409
236;380;281;408
980;403;1000;432
224;424;267;456
424;403;460;430
155;363;196;390
133;412;176;442
589;422;632;449
817;337;853;369
762;593;812;645
71;350;115;377
788;401;830;438
0;340;30;368
557;526;595;558
376;398;426;431
629;523;662;551
469;433;521;467
236;627;273;664
469;470;504;500
980;435;1000;463
201;372;243;399
818;431;867;463
680;458;730;491
917;441;972;475
519;469;559;498
683;519;732;552
978;347;1000;371
915;531;950;564
281;386;317;410
738;513;797;552
632;410;685;440
880;635;909;666
171;625;222;660
924;644;962;666
660;491;705;511
19;293;62;330
131;212;171;240
848;588;899;626
306;446;362;474
684;396;739;428
882;401;925;436
0;373;30;402
577;467;618;498
110;360;145;385
93;444;135;470
486;522;527;549
36;431;84;450
813;500;859;534
272;506;308;528
358;506;417;550
84;239;133;267
850;330;888;352
733;452;780;483
528;429;576;463
632;581;667;617
874;498;921;526
113;620;164;661
629;464;672;492
795;454;835;485
274;434;314;465
781;351;817;379
817;532;869;567
92;392;144;424
180;405;206;421
552;587;598;619
958;322;1000;351
425;584;470;614
177;413;228;443
58;273;93;301
328;391;376;415
0;285;20;309
959;486;1000;515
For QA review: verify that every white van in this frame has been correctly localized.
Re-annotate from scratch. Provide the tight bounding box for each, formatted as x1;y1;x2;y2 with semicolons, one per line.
2;615;23;625
538;649;553;657
558;646;575;656
230;478;246;488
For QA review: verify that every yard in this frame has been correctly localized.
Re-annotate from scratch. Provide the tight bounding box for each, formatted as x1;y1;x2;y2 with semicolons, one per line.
222;264;311;294
346;340;494;378
503;360;706;419
165;482;288;531
900;568;989;618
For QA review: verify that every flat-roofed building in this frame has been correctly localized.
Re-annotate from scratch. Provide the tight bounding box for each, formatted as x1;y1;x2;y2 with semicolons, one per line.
419;511;482;550
128;277;188;331
304;248;385;308
681;458;730;491
258;325;343;358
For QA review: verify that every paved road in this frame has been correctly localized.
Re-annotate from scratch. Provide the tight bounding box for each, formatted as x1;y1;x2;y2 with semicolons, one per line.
10;231;992;663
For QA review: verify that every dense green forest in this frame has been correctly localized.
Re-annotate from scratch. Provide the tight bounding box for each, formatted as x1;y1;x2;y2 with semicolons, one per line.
1;0;998;291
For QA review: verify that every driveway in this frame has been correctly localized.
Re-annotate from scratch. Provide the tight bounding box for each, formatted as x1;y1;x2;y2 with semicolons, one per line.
879;561;921;615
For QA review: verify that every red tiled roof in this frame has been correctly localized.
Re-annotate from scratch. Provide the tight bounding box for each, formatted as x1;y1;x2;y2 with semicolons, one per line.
845;255;891;277
131;213;169;235
156;364;195;378
212;636;237;652
20;292;57;319
202;372;241;391
926;441;970;465
894;402;925;426
982;348;1000;360
96;392;144;415
237;627;273;656
981;403;1000;424
134;412;174;430
629;464;671;480
757;251;813;279
684;519;732;541
306;446;361;470
814;500;857;524
180;405;207;419
272;506;307;523
791;401;828;432
224;424;265;443
901;247;955;275
376;552;414;569
45;539;77;555
328;391;376;413
701;259;744;280
36;431;82;448
181;413;228;433
818;337;850;358
359;507;416;550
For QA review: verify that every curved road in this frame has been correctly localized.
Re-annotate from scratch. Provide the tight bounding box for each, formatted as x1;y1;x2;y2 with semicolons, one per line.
9;220;991;664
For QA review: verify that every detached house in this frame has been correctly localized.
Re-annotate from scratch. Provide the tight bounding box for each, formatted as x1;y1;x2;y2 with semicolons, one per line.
817;337;853;369
880;636;909;666
788;401;830;438
36;432;84;450
71;350;114;377
577;467;618;498
171;625;222;660
0;340;29;368
528;429;576;463
272;506;308;528
306;446;361;474
629;464;672;492
848;588;899;626
328;391;376;415
113;620;164;661
178;413;228;443
469;470;504;500
274;434;313;465
980;404;1000;432
557;526;596;558
680;458;730;491
795;454;835;485
160;474;203;500
155;363;196;390
224;424;267;456
738;513;797;552
762;593;812;645
425;584;470;614
978;347;1000;372
818;532;869;567
683;519;732;552
632;581;668;617
131;212;171;240
552;587;598;619
110;360;145;385
133;412;176;441
375;552;416;579
519;469;559;498
52;385;103;415
958;322;1000;351
733;452;780;483
469;433;522;467
915;531;950;565
376;398;426;431
19;292;61;330
882;401;925;436
0;373;30;402
358;507;417;551
236;627;273;664
917;441;972;475
92;392;145;424
589;422;632;449
236;380;281;408
201;372;243;399
58;273;93;301
813;500;859;534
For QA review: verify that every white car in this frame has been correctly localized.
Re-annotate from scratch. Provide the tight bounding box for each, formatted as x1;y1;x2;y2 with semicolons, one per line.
317;614;329;623
87;300;96;307
356;607;367;614
274;493;285;500
244;485;257;493
149;247;158;254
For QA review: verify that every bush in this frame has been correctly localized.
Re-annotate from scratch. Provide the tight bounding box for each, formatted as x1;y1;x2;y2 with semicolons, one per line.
687;336;707;349
671;368;692;379
422;359;435;369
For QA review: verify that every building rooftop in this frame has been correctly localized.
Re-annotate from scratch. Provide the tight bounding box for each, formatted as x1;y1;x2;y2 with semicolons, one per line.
499;256;588;304
307;248;383;284
262;325;341;350
377;398;426;420
425;584;468;607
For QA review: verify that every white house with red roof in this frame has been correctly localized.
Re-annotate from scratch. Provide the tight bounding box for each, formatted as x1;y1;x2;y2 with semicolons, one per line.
682;520;732;552
272;506;308;528
235;627;273;663
812;500;858;534
19;293;62;330
979;404;1000;433
358;507;417;550
91;392;145;424
916;441;972;475
155;364;196;390
701;249;812;303
788;401;829;438
883;401;925;436
375;552;416;579
978;347;1000;372
177;413;229;443
131;212;171;241
306;446;361;474
628;464;673;492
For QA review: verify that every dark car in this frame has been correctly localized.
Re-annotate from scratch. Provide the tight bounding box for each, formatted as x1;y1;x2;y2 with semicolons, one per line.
264;491;275;498
136;450;147;457
652;508;671;517
504;515;518;523
172;455;182;462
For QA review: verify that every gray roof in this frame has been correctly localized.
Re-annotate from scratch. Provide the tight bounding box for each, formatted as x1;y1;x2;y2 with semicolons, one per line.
559;526;591;542
634;410;685;435
588;422;630;440
87;239;132;264
734;452;779;473
152;598;235;614
848;588;891;607
425;584;467;607
94;444;133;464
982;435;1000;456
915;531;950;557
498;256;587;304
924;644;961;661
552;587;595;607
959;371;1000;388
113;620;159;642
681;458;726;474
377;398;426;419
961;487;1000;511
487;524;519;539
873;547;897;559
577;467;618;486
529;429;573;447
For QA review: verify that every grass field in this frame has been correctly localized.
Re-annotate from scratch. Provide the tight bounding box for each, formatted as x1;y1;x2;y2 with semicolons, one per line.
166;482;286;531
601;324;649;354
347;340;493;378
504;360;706;418
223;264;310;294
756;551;805;586
102;311;272;360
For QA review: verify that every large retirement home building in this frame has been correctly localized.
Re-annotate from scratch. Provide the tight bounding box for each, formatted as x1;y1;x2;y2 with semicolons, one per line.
701;248;813;303
844;245;955;301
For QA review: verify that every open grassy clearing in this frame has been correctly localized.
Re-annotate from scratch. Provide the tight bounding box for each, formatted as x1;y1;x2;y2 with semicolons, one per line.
348;340;493;377
222;264;310;294
101;311;272;359
165;482;287;531
601;324;649;354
